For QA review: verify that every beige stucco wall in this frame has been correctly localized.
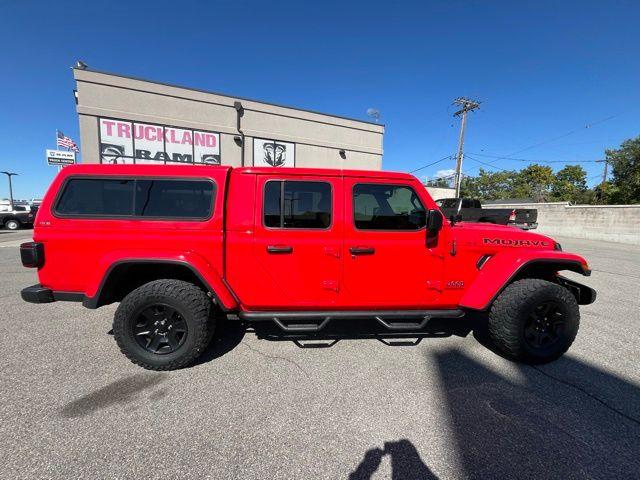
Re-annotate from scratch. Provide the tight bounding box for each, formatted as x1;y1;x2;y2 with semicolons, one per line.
425;186;456;201
489;202;640;245
73;69;384;169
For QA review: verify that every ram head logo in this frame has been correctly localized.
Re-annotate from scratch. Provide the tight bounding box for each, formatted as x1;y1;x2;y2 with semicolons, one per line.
100;143;126;164
263;143;287;167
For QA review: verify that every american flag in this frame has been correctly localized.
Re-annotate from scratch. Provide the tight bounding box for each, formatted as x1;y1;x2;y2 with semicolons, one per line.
57;130;79;152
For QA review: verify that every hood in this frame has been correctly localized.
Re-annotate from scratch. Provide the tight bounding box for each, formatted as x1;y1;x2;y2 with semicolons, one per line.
452;221;557;250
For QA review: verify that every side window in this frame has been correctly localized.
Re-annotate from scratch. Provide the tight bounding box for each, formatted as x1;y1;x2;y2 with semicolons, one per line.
461;198;475;209
56;179;134;216
353;184;426;230
55;178;215;219
437;198;457;209
135;180;215;218
263;180;332;229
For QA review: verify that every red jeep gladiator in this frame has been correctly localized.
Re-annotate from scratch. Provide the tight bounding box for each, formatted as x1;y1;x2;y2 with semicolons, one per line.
20;165;595;370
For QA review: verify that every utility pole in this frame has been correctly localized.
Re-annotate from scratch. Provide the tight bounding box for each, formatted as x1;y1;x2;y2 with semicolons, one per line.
1;171;18;210
453;97;481;197
599;160;608;203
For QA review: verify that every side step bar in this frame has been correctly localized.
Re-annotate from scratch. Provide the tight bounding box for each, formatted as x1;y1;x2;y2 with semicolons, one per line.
239;310;465;333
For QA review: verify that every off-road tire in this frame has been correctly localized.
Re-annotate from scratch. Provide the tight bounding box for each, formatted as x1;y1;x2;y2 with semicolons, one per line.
488;278;579;364
113;279;214;370
5;219;20;230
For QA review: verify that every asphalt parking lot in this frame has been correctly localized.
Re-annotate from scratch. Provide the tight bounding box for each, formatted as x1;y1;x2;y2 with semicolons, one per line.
1;230;639;479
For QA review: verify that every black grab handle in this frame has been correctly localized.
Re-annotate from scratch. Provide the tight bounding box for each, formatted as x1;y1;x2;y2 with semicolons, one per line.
267;245;293;254
349;246;375;255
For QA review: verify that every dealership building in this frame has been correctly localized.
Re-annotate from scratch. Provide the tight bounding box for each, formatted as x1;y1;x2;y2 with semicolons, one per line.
73;68;384;170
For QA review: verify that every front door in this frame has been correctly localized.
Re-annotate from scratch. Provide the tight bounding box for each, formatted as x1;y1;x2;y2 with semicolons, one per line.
341;178;445;308
249;175;342;309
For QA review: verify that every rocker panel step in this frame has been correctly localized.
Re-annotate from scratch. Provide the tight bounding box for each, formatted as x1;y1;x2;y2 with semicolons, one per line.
239;309;465;333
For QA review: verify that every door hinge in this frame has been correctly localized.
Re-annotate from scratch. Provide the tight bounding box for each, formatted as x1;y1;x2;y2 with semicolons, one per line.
323;246;341;258
321;280;339;292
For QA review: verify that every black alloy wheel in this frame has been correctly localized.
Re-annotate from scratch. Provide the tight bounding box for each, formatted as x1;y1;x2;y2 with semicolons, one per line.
487;278;580;364
113;279;215;370
133;303;188;354
523;301;566;350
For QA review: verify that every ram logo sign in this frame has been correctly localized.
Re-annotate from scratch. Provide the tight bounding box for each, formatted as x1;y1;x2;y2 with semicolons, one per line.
253;138;295;167
483;238;550;247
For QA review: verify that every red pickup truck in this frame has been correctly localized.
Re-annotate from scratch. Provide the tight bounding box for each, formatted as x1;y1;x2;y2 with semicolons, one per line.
20;165;595;370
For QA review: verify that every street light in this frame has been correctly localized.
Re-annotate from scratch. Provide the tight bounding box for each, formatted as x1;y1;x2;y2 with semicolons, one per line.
1;171;18;210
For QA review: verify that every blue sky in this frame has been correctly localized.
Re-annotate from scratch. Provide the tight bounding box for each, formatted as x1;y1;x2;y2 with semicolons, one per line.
1;0;639;198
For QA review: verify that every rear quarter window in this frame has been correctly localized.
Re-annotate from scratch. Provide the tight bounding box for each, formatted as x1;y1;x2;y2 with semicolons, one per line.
55;179;134;216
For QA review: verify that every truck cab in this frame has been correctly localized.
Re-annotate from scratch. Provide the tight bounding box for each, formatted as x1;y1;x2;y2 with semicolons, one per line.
21;165;594;370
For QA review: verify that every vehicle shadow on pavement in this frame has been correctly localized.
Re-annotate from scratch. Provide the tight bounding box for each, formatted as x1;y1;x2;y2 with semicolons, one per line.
349;439;438;479
60;372;168;418
431;348;640;478
348;348;640;478
192;320;247;367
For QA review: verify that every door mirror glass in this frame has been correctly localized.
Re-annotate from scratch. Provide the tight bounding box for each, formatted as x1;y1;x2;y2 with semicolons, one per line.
426;209;443;237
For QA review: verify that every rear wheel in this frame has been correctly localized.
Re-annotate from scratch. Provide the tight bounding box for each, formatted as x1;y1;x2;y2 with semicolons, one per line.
488;278;579;364
5;219;20;230
113;279;215;370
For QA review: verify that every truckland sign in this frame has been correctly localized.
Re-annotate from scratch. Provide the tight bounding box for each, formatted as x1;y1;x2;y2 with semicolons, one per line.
99;118;221;165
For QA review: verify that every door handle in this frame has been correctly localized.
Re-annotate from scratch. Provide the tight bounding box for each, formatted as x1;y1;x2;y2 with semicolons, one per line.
267;245;293;254
350;246;375;255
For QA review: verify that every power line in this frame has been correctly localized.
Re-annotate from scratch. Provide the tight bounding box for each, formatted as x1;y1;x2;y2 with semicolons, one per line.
408;154;453;174
465;154;511;172
467;151;604;164
479;112;624;166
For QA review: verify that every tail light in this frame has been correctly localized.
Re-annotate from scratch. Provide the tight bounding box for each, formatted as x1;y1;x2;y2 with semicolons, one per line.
508;209;517;222
20;242;45;268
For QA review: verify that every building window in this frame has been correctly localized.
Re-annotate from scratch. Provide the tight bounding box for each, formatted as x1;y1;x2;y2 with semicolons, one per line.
264;181;331;229
98;118;221;165
353;184;426;230
253;138;296;167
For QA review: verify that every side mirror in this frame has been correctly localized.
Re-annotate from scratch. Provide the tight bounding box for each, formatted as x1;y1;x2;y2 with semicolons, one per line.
426;209;443;237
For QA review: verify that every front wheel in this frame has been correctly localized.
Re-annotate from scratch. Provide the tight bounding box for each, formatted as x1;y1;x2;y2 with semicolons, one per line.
113;279;215;370
488;278;579;364
5;219;20;230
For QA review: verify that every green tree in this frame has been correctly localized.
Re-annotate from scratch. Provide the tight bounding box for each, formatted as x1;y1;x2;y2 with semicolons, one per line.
427;177;452;188
461;168;518;200
605;136;640;204
512;164;555;201
552;165;588;202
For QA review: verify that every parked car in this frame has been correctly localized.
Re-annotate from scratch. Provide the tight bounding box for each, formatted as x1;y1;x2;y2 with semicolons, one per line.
21;165;594;370
1;205;36;230
435;197;538;230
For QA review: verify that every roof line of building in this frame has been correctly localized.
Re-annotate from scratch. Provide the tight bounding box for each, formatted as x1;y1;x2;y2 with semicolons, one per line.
72;67;385;128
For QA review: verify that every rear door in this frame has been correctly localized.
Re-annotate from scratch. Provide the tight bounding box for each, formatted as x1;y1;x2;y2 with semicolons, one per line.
341;177;445;308
247;174;343;309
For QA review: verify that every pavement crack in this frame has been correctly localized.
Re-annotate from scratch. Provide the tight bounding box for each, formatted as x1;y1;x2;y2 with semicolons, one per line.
242;342;310;378
591;268;640;279
529;365;640;427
